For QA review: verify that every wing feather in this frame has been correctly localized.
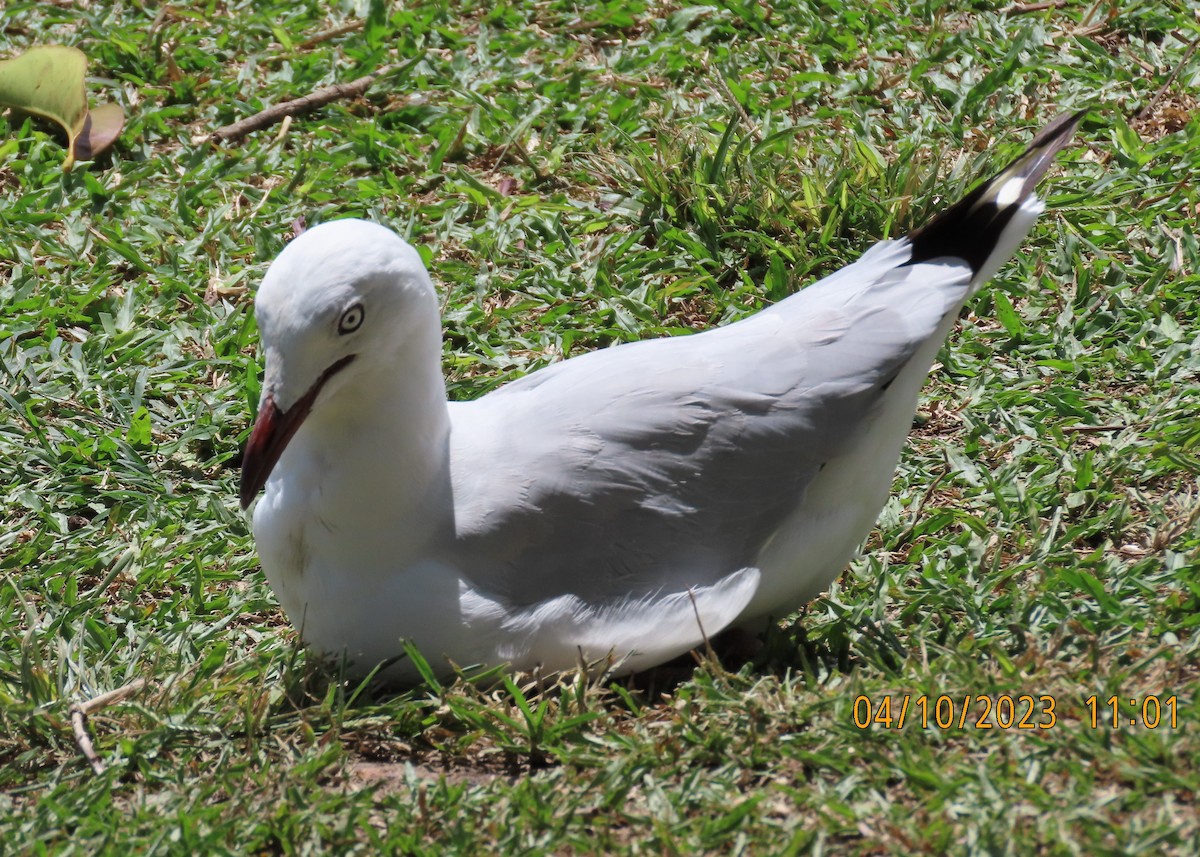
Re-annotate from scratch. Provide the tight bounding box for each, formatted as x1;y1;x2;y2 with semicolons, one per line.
447;240;972;613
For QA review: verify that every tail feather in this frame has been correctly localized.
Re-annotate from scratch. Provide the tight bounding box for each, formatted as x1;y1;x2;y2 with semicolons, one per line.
905;110;1086;275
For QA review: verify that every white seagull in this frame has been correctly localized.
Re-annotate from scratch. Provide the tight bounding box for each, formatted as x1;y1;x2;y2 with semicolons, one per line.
240;112;1083;682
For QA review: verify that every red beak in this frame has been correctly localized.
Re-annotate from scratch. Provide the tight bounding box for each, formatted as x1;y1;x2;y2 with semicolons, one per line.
240;354;356;510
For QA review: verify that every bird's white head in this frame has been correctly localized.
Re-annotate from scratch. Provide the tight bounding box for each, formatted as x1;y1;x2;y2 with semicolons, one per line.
240;218;437;509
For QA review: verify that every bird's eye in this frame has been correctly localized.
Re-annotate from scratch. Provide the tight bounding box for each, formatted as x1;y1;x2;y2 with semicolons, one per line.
338;303;365;335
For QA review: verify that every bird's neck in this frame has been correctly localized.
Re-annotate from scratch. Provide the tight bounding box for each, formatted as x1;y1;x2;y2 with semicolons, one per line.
294;329;454;546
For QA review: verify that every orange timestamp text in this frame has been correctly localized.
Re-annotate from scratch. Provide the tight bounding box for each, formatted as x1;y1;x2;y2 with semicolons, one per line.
852;694;1180;730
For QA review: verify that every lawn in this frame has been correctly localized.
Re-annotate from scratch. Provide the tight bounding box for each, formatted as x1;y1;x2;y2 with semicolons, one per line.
1;0;1198;853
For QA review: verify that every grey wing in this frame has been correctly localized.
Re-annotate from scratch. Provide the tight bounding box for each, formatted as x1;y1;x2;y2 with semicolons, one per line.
447;240;972;609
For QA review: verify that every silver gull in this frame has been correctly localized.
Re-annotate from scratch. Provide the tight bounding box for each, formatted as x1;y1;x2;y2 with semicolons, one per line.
240;112;1084;681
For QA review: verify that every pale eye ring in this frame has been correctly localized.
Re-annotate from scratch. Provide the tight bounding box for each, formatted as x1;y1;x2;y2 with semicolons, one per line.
338;302;365;334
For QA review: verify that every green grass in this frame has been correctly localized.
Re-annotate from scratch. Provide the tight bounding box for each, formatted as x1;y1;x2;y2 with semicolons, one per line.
2;0;1199;853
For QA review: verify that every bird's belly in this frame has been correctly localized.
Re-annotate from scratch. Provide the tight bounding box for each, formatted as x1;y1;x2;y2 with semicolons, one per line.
746;435;900;621
743;350;944;624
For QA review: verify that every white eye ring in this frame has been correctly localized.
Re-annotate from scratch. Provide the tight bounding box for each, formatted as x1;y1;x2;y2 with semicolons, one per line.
338;303;364;335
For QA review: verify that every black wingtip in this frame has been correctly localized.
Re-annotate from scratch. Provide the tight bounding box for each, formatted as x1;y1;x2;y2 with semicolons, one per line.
905;109;1086;273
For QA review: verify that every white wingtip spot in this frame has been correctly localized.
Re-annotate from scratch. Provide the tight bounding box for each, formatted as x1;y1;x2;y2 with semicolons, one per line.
995;175;1025;208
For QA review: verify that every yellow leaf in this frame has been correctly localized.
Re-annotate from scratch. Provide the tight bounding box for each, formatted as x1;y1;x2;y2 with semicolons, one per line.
0;45;124;169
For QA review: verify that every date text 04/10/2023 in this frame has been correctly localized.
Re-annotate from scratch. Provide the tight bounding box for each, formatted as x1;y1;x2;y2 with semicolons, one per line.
852;694;1180;730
